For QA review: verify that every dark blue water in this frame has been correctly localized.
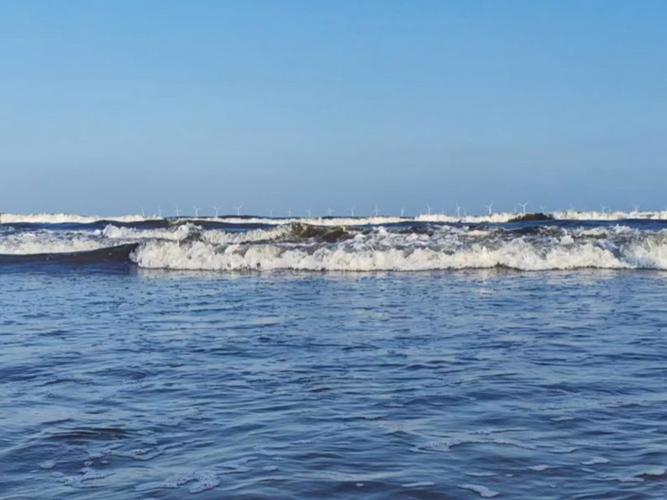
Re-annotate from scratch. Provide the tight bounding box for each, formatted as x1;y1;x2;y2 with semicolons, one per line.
2;262;667;498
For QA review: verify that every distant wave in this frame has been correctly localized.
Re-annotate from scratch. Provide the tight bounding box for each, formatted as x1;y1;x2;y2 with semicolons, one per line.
3;210;667;226
0;213;154;225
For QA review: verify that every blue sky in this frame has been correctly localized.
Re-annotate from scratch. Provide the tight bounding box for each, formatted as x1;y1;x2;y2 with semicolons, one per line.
1;1;665;216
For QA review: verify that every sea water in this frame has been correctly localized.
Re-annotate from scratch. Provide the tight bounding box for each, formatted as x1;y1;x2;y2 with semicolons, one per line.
1;213;666;498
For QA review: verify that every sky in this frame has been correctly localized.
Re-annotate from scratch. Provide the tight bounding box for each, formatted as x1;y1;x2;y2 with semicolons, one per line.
0;0;665;216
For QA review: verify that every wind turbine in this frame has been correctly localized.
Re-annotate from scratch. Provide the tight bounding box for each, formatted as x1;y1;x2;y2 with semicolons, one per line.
140;206;145;217
400;207;405;217
233;204;243;216
269;208;274;217
518;202;528;215
426;204;432;216
350;207;355;217
328;208;333;216
485;202;494;215
307;208;312;218
212;206;220;217
157;206;162;218
373;205;380;217
288;208;292;217
193;206;200;217
175;206;181;218
456;204;461;218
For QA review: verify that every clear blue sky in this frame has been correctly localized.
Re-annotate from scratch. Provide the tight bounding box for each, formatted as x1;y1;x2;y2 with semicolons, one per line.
1;1;665;216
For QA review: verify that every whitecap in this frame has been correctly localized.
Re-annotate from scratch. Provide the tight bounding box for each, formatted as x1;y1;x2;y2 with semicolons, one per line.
459;483;500;498
581;457;610;466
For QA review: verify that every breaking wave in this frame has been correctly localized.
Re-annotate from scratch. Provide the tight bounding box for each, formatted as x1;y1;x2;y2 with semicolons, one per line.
0;230;111;255
3;216;667;271
123;224;667;272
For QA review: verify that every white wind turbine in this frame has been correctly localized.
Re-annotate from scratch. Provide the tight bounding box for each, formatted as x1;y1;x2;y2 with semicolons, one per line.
518;202;528;215
233;204;243;216
373;205;380;217
175;206;181;217
350;207;355;217
484;202;494;215
400;207;405;217
212;206;220;217
193;206;200;217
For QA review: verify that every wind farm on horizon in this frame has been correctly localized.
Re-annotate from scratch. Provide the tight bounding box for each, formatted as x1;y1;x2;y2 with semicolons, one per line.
111;201;659;220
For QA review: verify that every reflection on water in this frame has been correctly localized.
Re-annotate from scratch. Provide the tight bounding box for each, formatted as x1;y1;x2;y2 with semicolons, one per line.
1;268;667;498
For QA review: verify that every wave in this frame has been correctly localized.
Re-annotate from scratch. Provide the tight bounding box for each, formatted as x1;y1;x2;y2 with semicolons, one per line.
0;213;155;225
0;231;113;255
3;222;667;271
166;210;667;225
128;224;667;272
101;223;295;244
0;243;138;264
3;210;667;226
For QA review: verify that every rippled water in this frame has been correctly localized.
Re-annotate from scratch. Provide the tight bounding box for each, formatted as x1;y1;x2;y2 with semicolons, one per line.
2;262;667;498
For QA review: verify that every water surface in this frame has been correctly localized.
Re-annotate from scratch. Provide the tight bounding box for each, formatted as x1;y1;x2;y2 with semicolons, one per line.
2;263;667;498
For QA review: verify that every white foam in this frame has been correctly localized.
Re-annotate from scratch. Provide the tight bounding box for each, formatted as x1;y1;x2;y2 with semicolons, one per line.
458;484;500;498
553;210;667;221
196;211;667;226
5;219;667;271
130;227;667;271
198;209;667;225
0;232;109;255
4;209;667;226
0;213;154;224
528;464;550;471
581;457;610;466
103;223;291;244
102;224;198;241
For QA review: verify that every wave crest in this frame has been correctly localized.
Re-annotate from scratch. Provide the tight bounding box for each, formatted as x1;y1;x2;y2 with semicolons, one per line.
4;209;667;226
129;226;667;271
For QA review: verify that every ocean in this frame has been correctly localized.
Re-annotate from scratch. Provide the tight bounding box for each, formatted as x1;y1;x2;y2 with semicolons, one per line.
1;212;667;498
